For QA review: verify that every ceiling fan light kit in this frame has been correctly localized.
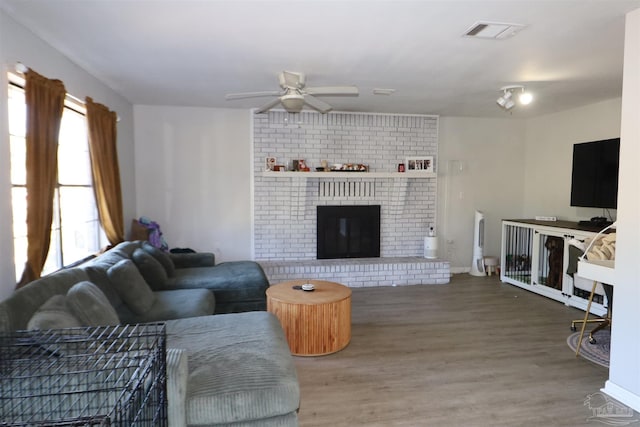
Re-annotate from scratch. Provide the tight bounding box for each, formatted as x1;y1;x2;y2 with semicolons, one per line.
226;71;359;114
496;85;532;111
280;93;306;113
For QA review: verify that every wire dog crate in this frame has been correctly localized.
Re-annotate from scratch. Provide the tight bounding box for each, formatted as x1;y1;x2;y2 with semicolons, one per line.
0;323;167;427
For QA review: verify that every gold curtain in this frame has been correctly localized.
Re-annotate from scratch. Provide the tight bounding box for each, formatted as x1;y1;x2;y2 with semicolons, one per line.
17;70;66;288
85;97;125;245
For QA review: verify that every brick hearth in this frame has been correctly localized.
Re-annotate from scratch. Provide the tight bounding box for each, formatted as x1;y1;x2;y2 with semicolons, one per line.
260;257;450;287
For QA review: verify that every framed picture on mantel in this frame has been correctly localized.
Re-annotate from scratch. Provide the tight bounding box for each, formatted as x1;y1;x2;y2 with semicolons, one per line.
406;156;434;173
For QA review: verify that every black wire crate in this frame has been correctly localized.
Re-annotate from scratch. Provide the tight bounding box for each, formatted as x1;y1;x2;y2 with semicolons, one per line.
0;323;167;427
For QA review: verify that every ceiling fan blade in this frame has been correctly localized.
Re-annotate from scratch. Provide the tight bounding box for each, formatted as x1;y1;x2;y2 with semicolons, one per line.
305;86;359;97
255;98;282;114
226;90;282;100
304;95;333;113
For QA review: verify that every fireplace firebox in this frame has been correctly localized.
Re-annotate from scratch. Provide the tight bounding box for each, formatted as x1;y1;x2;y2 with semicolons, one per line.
317;205;381;259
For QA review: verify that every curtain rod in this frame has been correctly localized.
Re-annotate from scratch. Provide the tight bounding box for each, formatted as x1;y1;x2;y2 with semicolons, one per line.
12;61;120;122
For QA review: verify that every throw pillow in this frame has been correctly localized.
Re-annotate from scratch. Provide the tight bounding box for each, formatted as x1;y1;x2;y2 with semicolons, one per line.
66;281;120;326
132;248;168;290
27;295;82;330
142;241;176;277
107;259;156;314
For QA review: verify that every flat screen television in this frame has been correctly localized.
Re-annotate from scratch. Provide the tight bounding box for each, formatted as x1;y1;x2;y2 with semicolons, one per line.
570;138;620;209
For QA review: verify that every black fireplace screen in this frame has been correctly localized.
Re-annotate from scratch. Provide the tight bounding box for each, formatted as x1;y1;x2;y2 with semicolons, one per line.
317;205;380;259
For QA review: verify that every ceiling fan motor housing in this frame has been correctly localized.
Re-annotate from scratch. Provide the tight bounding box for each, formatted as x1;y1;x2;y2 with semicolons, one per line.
279;71;305;89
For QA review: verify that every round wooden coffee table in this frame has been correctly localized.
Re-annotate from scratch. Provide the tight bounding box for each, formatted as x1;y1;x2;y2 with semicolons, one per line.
267;279;352;356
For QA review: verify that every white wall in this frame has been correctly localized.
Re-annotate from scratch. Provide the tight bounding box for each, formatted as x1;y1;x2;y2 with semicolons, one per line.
133;106;252;262
0;10;135;300
436;100;622;273
132;106;621;273
139;111;530;271
437;117;526;271
522;98;622;221
603;7;640;412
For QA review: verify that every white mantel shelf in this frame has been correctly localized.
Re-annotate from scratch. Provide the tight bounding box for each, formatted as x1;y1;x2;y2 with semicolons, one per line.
261;171;436;179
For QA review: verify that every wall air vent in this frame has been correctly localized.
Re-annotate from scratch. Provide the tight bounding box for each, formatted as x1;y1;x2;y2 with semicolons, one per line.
463;21;526;39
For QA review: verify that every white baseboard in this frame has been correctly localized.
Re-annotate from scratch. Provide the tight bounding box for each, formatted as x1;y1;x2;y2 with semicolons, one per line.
603;380;640;412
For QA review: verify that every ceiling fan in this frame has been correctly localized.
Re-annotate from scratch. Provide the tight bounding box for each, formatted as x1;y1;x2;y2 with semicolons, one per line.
225;71;359;114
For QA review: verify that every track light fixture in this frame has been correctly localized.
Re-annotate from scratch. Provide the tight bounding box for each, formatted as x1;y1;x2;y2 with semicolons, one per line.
496;85;533;111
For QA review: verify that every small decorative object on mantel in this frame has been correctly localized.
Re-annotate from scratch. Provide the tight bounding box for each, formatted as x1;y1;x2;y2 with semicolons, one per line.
406;156;434;173
398;163;405;172
330;163;369;172
265;157;276;171
297;159;310;171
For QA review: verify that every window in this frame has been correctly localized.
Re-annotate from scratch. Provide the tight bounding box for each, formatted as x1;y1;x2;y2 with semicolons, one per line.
8;76;106;281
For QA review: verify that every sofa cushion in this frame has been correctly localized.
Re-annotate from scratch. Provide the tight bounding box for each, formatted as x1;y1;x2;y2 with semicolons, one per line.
116;289;215;324
167;261;268;306
111;240;143;257
107;259;155;314
66;281;120;326
0;268;91;333
81;249;134;307
142;241;176;277
169;252;215;269
166;312;300;425
27;295;82;330
132;248;168;290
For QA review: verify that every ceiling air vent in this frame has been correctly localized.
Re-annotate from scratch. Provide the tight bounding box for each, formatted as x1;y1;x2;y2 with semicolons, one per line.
463;21;526;39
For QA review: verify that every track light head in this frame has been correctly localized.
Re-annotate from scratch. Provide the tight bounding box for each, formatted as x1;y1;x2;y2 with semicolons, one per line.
496;85;532;111
496;90;513;107
519;91;533;105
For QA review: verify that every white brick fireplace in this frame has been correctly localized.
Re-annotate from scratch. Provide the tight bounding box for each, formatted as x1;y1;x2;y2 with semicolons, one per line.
252;111;450;285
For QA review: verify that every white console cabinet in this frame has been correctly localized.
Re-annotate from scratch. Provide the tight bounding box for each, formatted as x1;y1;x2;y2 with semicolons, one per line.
500;219;607;316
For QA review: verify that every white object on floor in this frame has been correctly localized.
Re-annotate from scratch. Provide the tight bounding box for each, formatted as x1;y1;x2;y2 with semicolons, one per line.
470;210;486;276
484;256;499;276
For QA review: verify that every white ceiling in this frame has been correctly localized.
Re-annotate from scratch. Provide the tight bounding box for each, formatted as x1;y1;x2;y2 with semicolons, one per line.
2;0;640;118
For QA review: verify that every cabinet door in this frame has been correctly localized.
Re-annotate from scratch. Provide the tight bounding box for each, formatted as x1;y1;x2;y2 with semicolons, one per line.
501;223;534;286
531;229;566;299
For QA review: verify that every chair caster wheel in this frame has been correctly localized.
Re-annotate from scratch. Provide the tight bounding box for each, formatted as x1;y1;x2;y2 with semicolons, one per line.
588;336;597;345
570;325;577;332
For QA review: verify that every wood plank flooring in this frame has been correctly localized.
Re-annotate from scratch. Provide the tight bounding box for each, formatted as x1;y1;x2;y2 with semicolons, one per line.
293;274;635;426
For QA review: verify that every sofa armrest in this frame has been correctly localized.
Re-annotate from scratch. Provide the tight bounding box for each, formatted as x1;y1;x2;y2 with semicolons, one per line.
169;252;215;268
166;348;188;427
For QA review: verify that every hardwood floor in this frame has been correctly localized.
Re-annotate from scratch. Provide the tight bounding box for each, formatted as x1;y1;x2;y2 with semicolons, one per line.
293;274;634;426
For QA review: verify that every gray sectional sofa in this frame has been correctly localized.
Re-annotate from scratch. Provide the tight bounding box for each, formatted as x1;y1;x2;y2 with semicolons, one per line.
82;240;270;315
0;241;300;426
